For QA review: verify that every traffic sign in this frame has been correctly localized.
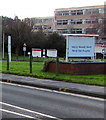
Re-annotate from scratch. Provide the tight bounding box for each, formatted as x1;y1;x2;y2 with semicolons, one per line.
102;49;105;54
23;43;27;47
23;46;26;51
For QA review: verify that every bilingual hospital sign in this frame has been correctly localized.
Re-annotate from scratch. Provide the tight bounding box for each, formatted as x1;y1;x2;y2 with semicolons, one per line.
63;34;99;62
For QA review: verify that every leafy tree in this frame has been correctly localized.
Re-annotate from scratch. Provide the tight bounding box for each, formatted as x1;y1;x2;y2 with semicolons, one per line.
29;29;48;49
47;32;66;57
2;16;32;59
2;16;14;54
11;16;32;59
2;16;66;58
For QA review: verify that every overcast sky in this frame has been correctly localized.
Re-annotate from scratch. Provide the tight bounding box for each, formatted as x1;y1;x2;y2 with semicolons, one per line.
0;0;105;19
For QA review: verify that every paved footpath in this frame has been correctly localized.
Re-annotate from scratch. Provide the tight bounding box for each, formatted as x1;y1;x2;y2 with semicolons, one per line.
0;73;105;98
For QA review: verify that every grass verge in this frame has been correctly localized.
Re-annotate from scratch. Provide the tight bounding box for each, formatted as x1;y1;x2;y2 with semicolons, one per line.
1;61;106;86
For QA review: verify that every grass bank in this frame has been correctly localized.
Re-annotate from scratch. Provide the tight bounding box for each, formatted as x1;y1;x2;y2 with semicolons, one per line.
1;61;106;86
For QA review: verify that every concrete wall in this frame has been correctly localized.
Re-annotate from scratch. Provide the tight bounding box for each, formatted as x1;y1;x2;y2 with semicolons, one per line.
46;61;106;75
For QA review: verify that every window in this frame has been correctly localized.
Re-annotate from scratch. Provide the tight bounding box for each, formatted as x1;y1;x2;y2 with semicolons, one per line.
57;20;68;25
69;19;82;24
70;10;76;15
56;11;63;16
33;25;42;30
69;19;76;24
91;19;98;24
56;11;69;16
85;19;92;24
62;11;69;16
43;25;52;29
76;10;83;15
92;9;99;14
85;8;100;15
99;8;104;13
70;10;83;15
57;29;69;33
85;9;92;14
57;20;63;25
98;18;103;23
43;19;48;23
84;19;98;24
76;19;82;24
43;18;53;23
63;20;68;25
70;29;82;34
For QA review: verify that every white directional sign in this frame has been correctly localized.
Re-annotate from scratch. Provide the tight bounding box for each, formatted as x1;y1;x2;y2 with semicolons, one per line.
23;47;26;52
47;49;57;57
32;48;42;57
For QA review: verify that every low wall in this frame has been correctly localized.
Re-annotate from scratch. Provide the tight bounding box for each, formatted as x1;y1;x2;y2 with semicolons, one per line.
46;61;106;75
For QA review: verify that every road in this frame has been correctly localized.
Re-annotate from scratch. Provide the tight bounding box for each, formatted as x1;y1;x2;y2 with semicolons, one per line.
0;82;105;119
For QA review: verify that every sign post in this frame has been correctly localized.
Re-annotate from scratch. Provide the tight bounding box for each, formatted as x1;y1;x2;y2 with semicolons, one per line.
23;43;27;60
8;36;11;62
66;35;69;62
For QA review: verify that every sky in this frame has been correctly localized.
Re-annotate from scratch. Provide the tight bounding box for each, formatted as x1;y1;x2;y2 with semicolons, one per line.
0;0;105;19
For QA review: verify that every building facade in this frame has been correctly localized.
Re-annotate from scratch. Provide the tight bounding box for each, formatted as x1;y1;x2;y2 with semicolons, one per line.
24;16;55;34
54;5;104;35
24;5;105;43
24;5;104;36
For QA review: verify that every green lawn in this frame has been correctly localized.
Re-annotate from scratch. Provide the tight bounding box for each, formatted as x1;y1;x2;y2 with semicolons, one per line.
1;61;106;86
2;53;95;62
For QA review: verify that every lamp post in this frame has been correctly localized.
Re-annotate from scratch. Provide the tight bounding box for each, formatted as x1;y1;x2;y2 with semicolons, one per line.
102;49;105;61
23;43;27;60
28;52;32;73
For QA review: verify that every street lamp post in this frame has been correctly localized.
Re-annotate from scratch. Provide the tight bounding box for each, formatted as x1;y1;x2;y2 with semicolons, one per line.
23;43;27;60
102;49;105;61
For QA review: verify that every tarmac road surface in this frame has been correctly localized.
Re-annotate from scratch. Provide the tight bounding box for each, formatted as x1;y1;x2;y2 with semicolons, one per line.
1;82;105;119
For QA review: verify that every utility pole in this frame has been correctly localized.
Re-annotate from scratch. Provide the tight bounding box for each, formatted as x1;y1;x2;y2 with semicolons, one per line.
66;35;69;62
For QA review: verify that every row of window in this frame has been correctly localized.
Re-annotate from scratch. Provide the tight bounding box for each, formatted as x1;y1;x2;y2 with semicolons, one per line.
56;18;103;25
56;8;104;16
57;28;83;34
31;18;54;23
33;25;53;30
57;28;97;34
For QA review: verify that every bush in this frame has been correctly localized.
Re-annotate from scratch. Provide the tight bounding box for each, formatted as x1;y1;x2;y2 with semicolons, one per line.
42;60;55;72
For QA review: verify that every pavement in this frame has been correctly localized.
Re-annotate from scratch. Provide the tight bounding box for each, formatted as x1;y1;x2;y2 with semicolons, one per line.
0;73;105;98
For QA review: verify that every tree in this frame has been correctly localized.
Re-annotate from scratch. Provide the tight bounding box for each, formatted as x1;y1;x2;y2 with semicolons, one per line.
29;29;48;49
11;16;32;59
2;16;32;59
47;32;66;57
87;14;105;43
2;16;14;54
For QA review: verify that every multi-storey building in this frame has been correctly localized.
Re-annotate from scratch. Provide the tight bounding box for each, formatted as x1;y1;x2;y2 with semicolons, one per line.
24;5;105;43
54;5;106;58
24;16;55;34
55;5;104;35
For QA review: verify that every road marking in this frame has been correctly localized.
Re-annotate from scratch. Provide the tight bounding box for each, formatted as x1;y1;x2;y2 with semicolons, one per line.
0;108;35;119
1;81;105;101
0;102;59;119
